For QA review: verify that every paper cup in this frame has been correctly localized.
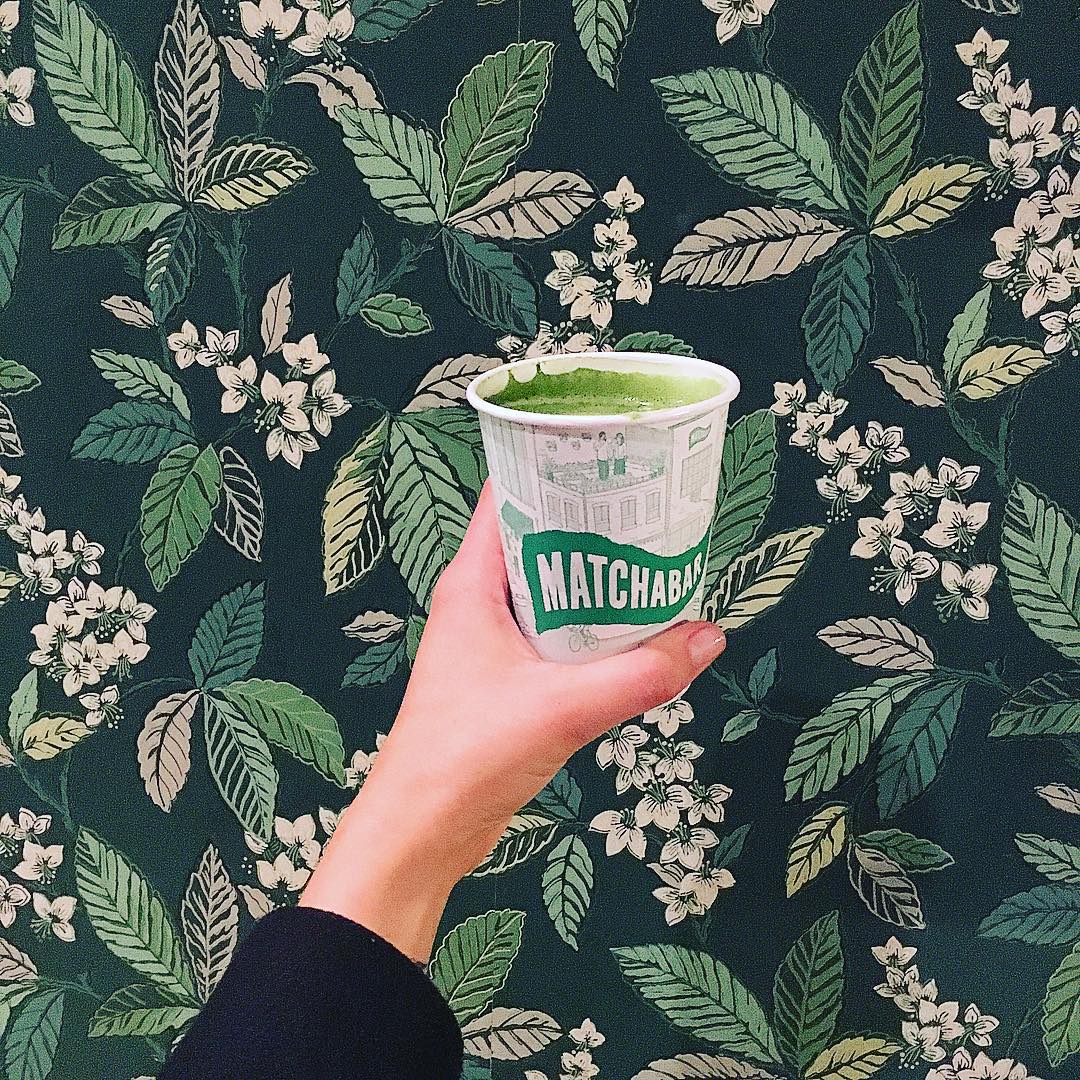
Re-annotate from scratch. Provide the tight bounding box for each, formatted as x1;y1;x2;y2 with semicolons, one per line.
467;352;740;662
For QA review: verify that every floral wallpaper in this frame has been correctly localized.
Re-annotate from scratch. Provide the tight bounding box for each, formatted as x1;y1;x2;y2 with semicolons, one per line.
1;0;1079;1078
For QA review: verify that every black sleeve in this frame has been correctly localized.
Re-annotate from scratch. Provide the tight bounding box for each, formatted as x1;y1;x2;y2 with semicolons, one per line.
159;906;464;1080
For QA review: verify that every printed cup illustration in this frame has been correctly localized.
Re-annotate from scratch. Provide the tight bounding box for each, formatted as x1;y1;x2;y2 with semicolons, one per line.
467;352;740;662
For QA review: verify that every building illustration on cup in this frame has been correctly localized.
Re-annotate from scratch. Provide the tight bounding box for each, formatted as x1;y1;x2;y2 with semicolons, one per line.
470;353;740;663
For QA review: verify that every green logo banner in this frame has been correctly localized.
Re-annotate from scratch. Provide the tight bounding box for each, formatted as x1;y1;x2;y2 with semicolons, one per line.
522;529;710;633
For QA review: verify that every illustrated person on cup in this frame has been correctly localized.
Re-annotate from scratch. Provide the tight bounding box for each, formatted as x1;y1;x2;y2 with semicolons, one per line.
613;431;627;477
596;430;610;481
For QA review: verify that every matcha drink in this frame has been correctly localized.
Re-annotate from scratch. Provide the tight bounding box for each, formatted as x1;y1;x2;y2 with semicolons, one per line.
468;352;740;663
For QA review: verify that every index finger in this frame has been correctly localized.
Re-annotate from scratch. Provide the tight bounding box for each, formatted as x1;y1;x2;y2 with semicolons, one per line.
445;481;509;603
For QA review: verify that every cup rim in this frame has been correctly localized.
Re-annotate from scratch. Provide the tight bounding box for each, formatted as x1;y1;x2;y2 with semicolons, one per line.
466;351;741;427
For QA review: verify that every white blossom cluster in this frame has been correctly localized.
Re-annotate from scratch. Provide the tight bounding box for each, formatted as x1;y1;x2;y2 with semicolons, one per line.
0;808;76;943
588;699;736;926
773;381;998;620
233;0;354;60
526;1018;605;1080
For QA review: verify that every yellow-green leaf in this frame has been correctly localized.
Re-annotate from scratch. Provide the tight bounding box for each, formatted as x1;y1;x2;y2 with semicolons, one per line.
0;568;20;605
21;715;93;760
805;1036;901;1080
870;161;987;239
786;804;848;897
956;343;1050;400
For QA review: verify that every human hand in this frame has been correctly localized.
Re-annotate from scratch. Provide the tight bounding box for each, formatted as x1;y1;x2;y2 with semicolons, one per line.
300;483;726;960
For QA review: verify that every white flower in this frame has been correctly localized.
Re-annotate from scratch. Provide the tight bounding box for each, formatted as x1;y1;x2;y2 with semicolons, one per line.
0;67;34;127
274;814;321;869
989;139;1040;191
110;628;150;675
871;539;939;606
918;999;965;1042
1041;303;1080;355
70;532;103;576
290;7;354;56
816;465;872;518
14;840;64;884
596;722;648;770
318;807;339;837
18;552;62;597
589;807;647;860
75;581;122;622
771;379;807;416
850;510;905;560
935;458;981;500
32;893;75;942
544;251;587;304
682;862;735;906
267;428;319;469
659;825;718;870
1049;167;1080;219
0;2;20;32
613;258;653;303
569;276;614;327
0;874;30;927
167;320;202;369
955;28;1008;69
344;737;385;788
217;356;259;414
238;884;274;919
256;852;311;892
643;698;693;738
560;1050;599;1080
895;970;939;1014
984;197;1061;280
14;809;51;841
921;500;990;551
636;781;691;831
592;218;637;269
59;633;116;695
807;391;849;418
603;176;643;215
196;326;241;367
117;588;155;641
790;410;834;449
703;0;775;45
902;1020;947;1063
80;684;120;728
30;528;73;570
0;466;19;496
239;0;301;40
570;1019;604;1049
308;369;351;437
650;739;703;783
652;878;705;925
817;426;870;471
1009;107;1061;159
929;1048;972;1080
964;1004;1000;1047
883;465;939;517
29;599;85;666
282;333;329;375
938;562;996;621
872;936;917;968
1023;240;1079;317
682;781;731;825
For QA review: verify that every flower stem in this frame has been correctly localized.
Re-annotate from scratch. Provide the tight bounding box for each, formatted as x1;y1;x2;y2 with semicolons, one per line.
213;417;254;449
13;754;75;834
1006;1000;1041;1058
122;676;192;700
115;523;138;582
877;244;928;363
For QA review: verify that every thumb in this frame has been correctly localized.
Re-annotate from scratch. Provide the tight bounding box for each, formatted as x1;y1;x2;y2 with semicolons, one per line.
556;621;726;750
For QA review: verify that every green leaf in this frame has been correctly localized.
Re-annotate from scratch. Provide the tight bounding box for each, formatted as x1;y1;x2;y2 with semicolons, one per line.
214;446;264;563
942;284;992;384
191;138;313;211
34;0;170;187
350;0;443;42
460;1007;562;1060
400;408;485;496
612;944;781;1063
805;1035;901;1080
202;695;277;842
786;804;848;897
4;988;64;1080
653;67;849;214
442;230;538;336
442;41;554;216
838;1;924;220
773;911;844;1074
1001;482;1080;662
0;358;39;396
447;169;596;241
189;582;265;690
0;190;23;310
978;885;1080;945
383;416;473;608
88;983;198;1037
181;843;238;1004
722;710;761;743
145;210;198;323
785;675;929;801
1043;942;1080;1067
630;1056;782;1080
859;829;954;872
848;844;925;928
870;160;987;238
429;909;524;1024
342;637;407;688
572;0;634;88
336;221;379;318
72;400;195;464
155;0;221;200
661;208;848;288
748;649;779;702
140;443;222;590
704;410;777;591
53;176;180;249
542;835;593;950
956;343;1050;399
323;413;390;595
0;567;22;607
532;768;582;822
0;400;23;456
360;293;433;336
338;106;446;224
705;526;823;630
21;715;92;760
992;670;1080;736
405;614;425;661
472;812;559;876
613;331;696;355
1015;834;1080;884
801;236;873;390
75;829;196;996
8;671;38;752
875;679;965;817
714;824;752;870
90;349;190;419
217;679;345;786
0;984;39;1044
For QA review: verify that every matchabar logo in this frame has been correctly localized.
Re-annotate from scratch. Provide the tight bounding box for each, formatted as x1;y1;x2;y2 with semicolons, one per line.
521;530;710;634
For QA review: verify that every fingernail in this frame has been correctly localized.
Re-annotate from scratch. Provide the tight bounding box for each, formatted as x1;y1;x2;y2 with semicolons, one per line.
688;622;726;666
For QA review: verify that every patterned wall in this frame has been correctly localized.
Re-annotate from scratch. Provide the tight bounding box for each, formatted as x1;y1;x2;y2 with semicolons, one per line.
1;0;1079;1077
